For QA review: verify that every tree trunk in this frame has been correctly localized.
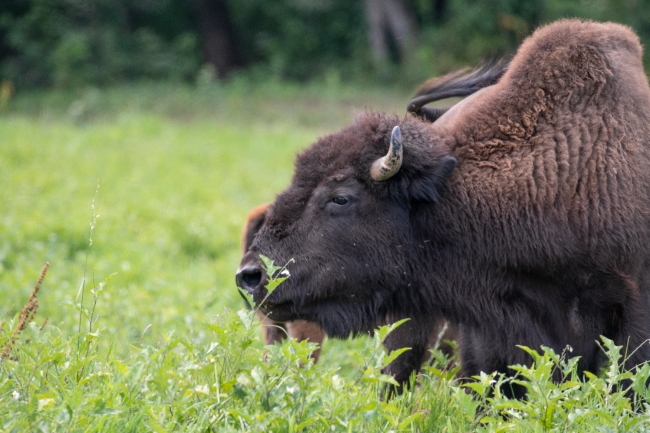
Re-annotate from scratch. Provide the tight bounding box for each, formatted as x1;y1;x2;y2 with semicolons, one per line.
433;0;447;23
363;0;417;66
193;0;241;78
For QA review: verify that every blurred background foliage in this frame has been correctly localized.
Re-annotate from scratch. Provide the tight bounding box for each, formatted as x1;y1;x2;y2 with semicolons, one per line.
1;0;650;89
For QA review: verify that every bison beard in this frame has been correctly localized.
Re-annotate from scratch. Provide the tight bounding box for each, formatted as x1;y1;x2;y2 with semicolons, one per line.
237;19;650;397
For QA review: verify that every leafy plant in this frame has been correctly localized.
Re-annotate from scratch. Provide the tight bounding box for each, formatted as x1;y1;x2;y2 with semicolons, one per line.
259;254;294;295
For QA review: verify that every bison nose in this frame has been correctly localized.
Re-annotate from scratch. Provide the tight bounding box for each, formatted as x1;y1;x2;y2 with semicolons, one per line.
236;251;266;294
236;266;263;294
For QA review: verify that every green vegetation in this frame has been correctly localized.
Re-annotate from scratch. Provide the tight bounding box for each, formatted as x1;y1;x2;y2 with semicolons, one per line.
1;83;650;431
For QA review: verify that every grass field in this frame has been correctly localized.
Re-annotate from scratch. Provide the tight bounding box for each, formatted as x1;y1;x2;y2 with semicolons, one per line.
1;81;650;431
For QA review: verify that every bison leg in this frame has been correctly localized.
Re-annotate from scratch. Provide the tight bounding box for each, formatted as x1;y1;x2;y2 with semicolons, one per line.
424;317;457;364
382;316;443;396
257;312;325;362
456;321;555;399
285;320;325;362
617;329;650;398
617;309;650;384
256;310;289;345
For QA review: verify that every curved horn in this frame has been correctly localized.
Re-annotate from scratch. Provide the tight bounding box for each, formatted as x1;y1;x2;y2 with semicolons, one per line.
370;126;403;181
412;106;451;123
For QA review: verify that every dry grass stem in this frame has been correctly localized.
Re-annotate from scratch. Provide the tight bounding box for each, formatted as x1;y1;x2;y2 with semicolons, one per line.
1;262;49;359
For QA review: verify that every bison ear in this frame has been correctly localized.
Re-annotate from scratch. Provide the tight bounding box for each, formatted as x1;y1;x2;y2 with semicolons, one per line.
409;156;457;202
242;203;270;253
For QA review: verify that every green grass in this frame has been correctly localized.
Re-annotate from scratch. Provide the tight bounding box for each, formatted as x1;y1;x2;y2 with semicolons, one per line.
1;82;650;431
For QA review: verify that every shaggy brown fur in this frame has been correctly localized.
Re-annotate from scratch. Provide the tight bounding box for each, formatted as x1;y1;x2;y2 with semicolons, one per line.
427;19;650;391
237;20;650;396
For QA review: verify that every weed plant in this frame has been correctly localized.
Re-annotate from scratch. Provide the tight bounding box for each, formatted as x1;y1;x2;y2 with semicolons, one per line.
1;263;650;431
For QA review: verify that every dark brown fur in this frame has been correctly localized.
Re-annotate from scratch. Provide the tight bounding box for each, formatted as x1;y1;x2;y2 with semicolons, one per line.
241;204;458;367
237;20;650;396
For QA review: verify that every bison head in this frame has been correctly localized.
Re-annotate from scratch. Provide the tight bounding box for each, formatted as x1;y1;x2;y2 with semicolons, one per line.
236;113;456;338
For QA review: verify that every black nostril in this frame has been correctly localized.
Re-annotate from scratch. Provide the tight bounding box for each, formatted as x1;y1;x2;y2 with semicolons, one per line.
242;269;262;289
236;266;263;293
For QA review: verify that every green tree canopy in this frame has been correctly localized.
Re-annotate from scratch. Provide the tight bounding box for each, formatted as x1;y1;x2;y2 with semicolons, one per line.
1;0;649;88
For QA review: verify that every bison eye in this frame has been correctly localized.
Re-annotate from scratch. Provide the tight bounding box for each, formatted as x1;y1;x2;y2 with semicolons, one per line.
332;196;349;205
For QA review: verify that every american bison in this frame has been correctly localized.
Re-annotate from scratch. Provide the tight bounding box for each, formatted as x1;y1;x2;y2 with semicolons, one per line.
237;19;650;396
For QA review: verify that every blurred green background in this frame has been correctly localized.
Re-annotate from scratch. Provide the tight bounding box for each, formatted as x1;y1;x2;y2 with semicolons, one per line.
2;0;650;90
